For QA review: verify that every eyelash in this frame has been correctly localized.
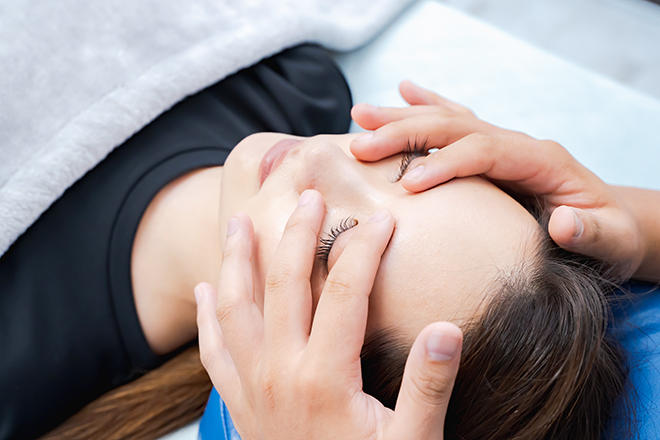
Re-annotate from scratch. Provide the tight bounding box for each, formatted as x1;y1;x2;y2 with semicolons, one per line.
315;217;358;270
314;140;429;271
395;139;428;181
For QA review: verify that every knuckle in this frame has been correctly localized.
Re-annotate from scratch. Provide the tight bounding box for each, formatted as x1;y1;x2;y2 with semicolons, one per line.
215;296;241;325
460;106;476;117
295;369;324;401
539;139;580;172
540;140;574;164
260;376;280;412
324;273;358;296
539;139;564;152
325;272;355;294
425;105;457;118
408;372;454;407
439;108;459;118
265;265;297;292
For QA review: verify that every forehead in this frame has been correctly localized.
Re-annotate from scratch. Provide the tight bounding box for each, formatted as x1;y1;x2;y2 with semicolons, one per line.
368;176;539;339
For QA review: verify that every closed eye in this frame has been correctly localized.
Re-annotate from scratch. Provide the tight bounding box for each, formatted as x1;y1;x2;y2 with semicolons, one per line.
315;217;358;273
395;139;428;181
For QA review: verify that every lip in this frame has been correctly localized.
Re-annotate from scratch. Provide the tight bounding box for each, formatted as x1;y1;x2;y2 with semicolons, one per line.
259;138;302;187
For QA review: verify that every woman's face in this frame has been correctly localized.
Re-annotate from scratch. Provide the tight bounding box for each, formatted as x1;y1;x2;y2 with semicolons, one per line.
219;133;539;339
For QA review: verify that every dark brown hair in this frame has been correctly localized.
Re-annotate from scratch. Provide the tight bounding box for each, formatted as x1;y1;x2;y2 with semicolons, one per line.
361;220;631;440
45;221;631;440
41;346;212;440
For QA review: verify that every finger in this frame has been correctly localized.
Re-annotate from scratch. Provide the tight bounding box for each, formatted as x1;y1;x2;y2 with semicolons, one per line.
263;190;325;353
391;322;463;440
351;113;494;162
195;282;241;400
549;205;639;277
399;80;474;116
351;83;473;135
308;209;394;373
548;205;584;247
215;212;264;373
351;103;443;132
400;134;566;193
399;80;439;105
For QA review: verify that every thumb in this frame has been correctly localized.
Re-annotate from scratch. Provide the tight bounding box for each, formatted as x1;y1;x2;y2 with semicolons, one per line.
548;205;587;247
549;205;639;278
549;205;618;259
391;322;463;440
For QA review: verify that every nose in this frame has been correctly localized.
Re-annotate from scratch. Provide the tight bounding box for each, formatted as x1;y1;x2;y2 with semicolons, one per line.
293;138;366;201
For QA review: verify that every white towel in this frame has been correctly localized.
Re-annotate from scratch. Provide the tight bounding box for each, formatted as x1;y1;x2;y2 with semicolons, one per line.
0;0;413;256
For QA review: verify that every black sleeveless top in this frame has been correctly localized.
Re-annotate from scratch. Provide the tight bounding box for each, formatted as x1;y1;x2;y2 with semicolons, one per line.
0;45;352;440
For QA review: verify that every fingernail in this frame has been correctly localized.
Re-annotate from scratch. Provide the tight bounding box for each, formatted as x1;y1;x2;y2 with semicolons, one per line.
298;189;315;206
355;132;373;143
194;284;203;305
227;217;239;236
427;331;460;361
403;165;424;181
368;209;389;223
572;209;584;239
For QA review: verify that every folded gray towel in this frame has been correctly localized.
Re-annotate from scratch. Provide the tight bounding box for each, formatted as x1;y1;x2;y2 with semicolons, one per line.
0;0;412;256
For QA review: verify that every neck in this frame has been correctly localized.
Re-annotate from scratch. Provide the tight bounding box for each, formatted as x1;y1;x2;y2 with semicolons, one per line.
132;166;224;355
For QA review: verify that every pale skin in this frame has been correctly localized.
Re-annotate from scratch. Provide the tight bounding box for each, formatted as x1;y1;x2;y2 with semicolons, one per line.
216;131;539;339
133;128;541;354
132;166;224;354
134;82;659;357
197;82;660;439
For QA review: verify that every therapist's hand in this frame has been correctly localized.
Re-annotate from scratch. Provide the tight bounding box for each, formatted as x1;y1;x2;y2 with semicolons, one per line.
196;190;463;440
350;81;651;280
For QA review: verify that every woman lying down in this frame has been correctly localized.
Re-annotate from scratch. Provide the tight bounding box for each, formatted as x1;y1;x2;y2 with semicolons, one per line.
2;43;657;439
199;75;660;439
